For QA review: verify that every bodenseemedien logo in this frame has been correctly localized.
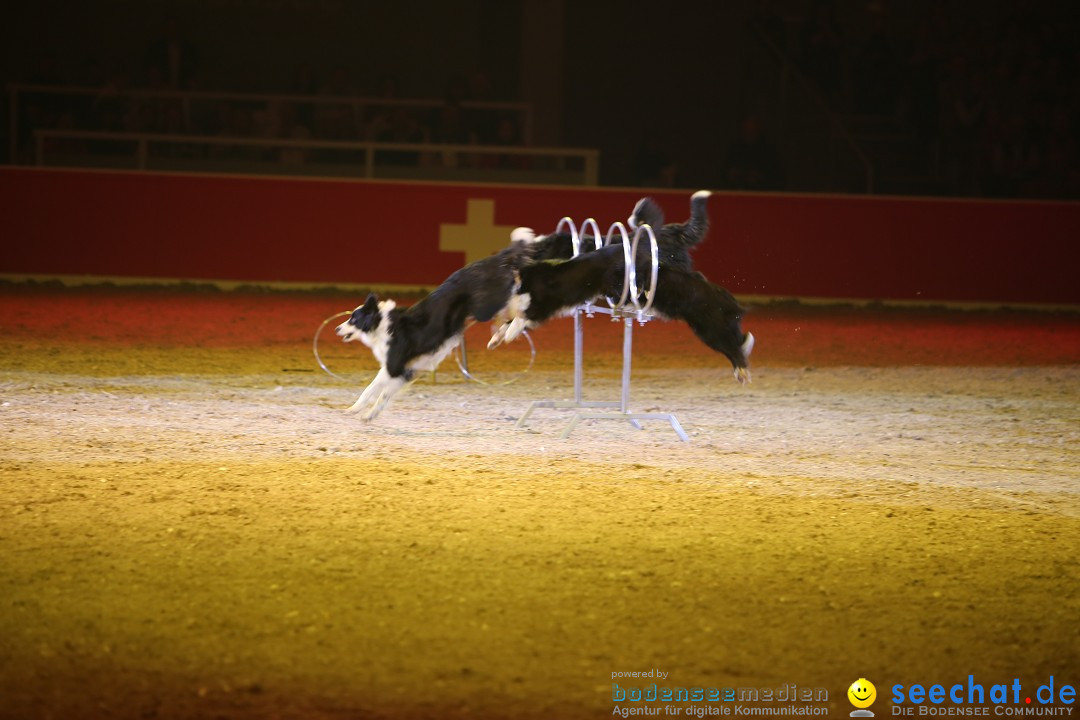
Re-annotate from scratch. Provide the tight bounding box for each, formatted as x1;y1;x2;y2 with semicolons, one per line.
609;672;830;717
849;678;878;717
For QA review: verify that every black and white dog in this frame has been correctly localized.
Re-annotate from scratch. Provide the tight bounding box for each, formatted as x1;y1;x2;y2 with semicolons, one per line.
489;247;755;382
489;191;755;383
335;229;537;420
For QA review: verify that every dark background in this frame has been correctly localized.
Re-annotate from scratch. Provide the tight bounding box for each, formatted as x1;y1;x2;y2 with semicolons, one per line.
2;0;1078;197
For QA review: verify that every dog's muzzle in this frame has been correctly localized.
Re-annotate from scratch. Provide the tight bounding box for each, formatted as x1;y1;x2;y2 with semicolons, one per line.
336;321;357;342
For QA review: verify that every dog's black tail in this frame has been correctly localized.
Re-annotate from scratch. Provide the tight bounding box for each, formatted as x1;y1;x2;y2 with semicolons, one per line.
671;190;711;250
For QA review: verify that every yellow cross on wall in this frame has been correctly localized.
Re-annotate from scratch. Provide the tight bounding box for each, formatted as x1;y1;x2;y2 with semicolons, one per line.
439;199;519;265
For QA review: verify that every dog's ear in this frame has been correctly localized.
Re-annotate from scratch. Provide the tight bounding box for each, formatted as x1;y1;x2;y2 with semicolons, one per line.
356;293;382;334
351;293;382;333
629;197;664;230
357;312;380;333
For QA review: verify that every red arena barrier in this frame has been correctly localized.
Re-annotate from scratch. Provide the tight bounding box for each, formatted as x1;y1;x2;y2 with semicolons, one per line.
1;167;1077;306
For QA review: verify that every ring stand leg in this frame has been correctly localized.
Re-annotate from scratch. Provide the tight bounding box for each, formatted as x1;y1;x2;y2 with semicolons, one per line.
558;317;689;442
515;309;621;427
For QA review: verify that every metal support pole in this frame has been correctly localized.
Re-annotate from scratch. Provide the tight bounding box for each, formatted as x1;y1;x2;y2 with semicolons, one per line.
573;310;583;404
9;85;18;164
620;316;633;413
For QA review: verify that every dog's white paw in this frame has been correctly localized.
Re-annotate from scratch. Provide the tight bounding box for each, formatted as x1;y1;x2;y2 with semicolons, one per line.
735;367;752;385
488;324;508;349
503;317;529;344
363;390;396;421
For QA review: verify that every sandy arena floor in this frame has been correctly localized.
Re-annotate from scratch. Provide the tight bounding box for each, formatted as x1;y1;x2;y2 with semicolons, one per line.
1;286;1078;720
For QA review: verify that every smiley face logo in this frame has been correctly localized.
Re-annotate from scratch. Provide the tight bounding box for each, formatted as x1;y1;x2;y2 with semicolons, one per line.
848;678;877;709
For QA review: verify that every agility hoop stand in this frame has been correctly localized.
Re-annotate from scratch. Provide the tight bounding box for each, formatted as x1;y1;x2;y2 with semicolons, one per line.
516;217;689;442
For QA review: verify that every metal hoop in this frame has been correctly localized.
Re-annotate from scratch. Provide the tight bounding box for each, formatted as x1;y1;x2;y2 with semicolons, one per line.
629;224;660;317
313;310;370;381
556;217;580;257
576;217;603;314
606;221;632;310
454;329;536;385
580;217;603;253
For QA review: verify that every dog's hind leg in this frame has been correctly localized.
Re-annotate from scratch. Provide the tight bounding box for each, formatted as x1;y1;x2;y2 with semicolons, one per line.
488;316;531;349
487;322;511;349
488;291;532;348
502;316;531;344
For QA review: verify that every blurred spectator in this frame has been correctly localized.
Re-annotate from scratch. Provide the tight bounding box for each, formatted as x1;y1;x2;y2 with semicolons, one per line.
375;107;428;167
723;115;784;191
208;104;259;161
28;55;64;86
88;61;131;157
800;0;846;105
364;73;402;141
289;63;320;96
429;100;477;168
288;63;320;130
938;55;986;195
41;110;85;157
430;100;475;145
375;73;401;99
465;70;498;144
480;115;529;170
752;0;788;52
904;6;953;148
853;6;900;115
1041;107;1077;198
143;18;198;90
633;129;679;188
278;101;312;165
317;65;360;142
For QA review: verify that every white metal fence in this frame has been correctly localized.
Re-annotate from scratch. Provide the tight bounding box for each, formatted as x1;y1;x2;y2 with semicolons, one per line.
9;84;599;185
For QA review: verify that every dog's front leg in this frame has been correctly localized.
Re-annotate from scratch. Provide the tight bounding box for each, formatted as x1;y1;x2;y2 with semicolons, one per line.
361;375;408;421
346;367;389;415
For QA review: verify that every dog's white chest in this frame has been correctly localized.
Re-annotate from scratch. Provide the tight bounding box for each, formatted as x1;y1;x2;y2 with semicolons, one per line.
407;334;463;373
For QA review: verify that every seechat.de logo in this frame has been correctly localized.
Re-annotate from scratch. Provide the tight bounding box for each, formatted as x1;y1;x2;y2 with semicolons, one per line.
891;676;1076;716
